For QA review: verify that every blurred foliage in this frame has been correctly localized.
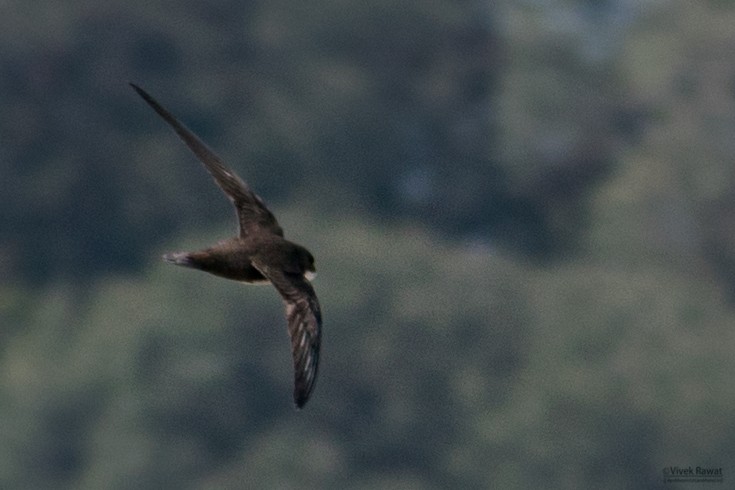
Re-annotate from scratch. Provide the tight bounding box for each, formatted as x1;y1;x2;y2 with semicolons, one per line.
2;0;735;488
2;0;634;282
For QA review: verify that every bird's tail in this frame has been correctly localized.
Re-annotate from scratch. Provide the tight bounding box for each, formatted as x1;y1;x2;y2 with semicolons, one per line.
162;252;194;267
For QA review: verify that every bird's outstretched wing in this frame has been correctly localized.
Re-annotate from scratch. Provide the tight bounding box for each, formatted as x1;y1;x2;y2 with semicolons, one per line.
251;258;321;409
130;83;283;238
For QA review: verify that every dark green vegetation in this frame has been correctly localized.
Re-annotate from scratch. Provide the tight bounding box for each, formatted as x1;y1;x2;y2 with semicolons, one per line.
2;1;735;488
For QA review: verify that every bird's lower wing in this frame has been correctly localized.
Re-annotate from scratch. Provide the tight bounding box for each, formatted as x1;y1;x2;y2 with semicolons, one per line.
251;259;322;408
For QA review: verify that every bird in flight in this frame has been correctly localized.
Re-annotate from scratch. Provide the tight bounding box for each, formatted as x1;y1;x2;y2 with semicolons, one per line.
131;83;321;409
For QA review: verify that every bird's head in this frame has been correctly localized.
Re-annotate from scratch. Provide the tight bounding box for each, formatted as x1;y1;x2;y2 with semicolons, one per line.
297;246;317;281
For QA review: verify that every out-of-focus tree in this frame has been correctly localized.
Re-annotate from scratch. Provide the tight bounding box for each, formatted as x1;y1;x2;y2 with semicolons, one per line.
1;0;643;284
587;0;735;299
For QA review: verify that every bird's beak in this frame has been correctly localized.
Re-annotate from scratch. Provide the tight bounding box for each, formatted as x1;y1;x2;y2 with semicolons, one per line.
304;270;317;281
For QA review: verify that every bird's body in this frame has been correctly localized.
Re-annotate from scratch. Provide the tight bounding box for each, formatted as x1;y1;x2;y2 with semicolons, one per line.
164;235;310;283
131;83;321;409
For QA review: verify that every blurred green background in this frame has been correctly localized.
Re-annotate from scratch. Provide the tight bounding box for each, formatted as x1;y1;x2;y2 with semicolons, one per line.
2;0;735;488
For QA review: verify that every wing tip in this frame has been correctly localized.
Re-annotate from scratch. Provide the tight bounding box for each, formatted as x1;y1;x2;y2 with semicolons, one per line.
292;345;319;409
293;385;313;409
129;82;147;98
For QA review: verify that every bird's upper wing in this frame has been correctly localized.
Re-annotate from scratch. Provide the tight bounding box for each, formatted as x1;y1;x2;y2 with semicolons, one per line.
251;258;321;409
130;83;283;238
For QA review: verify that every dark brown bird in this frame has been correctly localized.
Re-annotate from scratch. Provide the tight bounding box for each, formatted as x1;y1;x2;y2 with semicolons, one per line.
131;83;321;408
